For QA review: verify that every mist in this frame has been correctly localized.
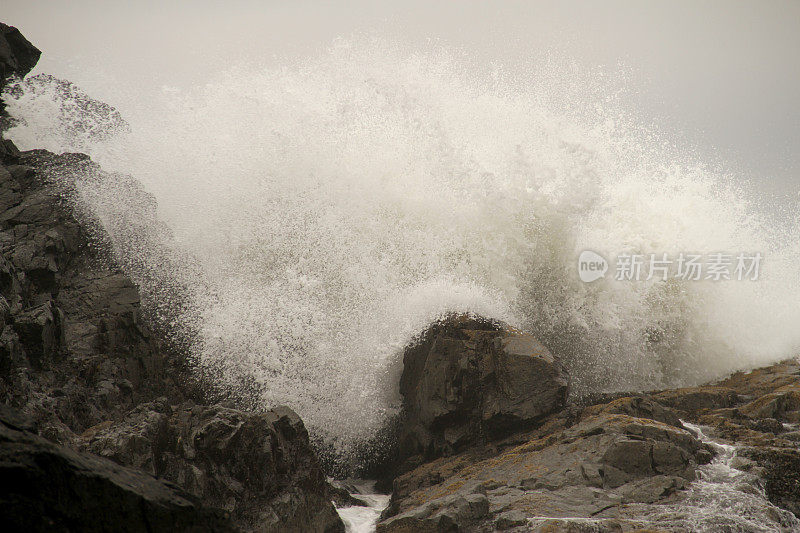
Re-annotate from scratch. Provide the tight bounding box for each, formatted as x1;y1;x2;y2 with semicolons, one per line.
3;0;800;202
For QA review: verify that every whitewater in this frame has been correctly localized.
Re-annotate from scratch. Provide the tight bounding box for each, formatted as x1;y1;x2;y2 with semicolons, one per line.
4;40;800;456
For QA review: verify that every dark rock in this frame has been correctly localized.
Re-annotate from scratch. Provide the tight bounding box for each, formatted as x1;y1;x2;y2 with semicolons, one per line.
376;492;489;533
0;147;345;531
0;403;236;532
0;22;41;127
739;391;800;420
396;316;568;462
740;447;800;516
12;299;63;368
583;395;683;428
0;23;40;82
0;148;197;435
618;474;687;504
80;401;344;533
0;163;21;211
695;447;714;465
653;386;740;413
376;359;800;530
751;417;785;434
0;399;36;431
0;22;344;533
328;479;370;507
80;397;170;473
0;138;21;164
378;411;707;530
494;509;528;530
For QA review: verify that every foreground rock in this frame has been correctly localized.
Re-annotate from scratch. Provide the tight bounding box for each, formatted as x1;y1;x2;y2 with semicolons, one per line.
0;404;235;532
379;316;800;531
0;143;343;533
0;23;40;81
379;406;711;531
80;400;343;532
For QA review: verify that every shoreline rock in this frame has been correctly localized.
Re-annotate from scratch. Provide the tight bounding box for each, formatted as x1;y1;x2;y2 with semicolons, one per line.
80;400;344;532
0;22;344;533
0;143;344;533
376;357;800;531
0;405;236;532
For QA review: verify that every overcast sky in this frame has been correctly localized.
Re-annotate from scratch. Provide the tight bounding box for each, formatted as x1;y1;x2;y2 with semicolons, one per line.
4;1;799;198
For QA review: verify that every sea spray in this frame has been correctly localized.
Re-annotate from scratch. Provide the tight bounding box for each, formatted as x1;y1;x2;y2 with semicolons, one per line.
4;40;800;455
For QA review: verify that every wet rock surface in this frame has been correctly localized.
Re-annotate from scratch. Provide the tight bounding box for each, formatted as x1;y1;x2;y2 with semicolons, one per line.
0;23;343;533
390;317;568;476
0;147;344;532
379;329;800;531
378;410;708;532
80;401;344;532
0;145;193;444
0;405;236;532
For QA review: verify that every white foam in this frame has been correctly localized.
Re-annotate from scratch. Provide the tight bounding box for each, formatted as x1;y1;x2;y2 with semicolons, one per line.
5;40;800;451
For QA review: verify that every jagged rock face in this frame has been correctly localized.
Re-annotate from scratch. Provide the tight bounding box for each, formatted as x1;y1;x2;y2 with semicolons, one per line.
0;405;236;533
0;148;345;532
0;22;41;119
80;400;345;533
0;21;344;531
0;23;40;84
397;317;569;462
380;317;800;531
0;148;186;443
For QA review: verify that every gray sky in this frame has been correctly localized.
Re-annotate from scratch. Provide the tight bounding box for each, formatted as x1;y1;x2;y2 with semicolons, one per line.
3;0;799;198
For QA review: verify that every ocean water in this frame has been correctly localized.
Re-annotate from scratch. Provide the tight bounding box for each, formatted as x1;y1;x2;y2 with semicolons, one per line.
630;422;800;531
4;41;800;455
334;481;390;533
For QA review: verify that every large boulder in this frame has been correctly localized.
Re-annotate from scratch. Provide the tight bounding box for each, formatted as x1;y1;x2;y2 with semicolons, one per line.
80;399;345;533
0;403;235;532
397;316;569;461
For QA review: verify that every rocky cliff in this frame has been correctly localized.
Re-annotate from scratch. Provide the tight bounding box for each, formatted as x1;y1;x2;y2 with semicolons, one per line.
0;22;343;533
